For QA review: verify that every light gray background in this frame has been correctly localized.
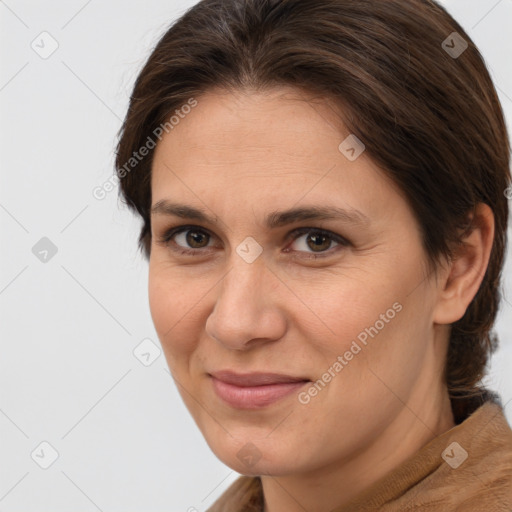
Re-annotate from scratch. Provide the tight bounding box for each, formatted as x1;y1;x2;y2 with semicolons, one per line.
1;1;511;511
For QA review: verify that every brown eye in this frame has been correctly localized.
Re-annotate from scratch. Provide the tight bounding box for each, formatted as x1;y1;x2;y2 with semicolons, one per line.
184;230;210;249
305;232;332;252
286;228;349;258
158;226;215;256
159;225;349;259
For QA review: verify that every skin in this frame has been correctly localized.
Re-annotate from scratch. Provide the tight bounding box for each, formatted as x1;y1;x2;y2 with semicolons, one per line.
148;86;494;512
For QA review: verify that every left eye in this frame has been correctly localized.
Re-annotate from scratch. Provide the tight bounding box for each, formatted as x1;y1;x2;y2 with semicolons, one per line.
158;225;349;258
287;228;347;256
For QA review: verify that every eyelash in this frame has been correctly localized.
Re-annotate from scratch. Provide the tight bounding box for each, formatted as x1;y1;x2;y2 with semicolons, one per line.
157;225;350;259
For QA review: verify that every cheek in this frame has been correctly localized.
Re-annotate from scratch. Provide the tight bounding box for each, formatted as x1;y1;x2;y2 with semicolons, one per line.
301;262;430;389
298;271;404;355
148;266;201;363
148;269;172;335
320;281;433;407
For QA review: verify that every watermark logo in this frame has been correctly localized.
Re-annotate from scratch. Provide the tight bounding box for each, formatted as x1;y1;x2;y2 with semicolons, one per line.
442;441;468;469
32;237;58;263
31;441;59;469
339;134;366;161
236;237;263;263
442;32;468;59
31;31;59;59
236;442;262;468
133;338;161;367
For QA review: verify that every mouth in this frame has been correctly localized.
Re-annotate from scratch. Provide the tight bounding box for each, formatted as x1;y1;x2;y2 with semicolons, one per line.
208;370;311;409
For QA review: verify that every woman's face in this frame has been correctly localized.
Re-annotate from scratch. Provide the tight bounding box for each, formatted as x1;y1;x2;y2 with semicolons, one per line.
148;87;448;477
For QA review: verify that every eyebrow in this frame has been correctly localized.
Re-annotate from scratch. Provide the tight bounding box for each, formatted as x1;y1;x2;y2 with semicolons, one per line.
150;200;371;229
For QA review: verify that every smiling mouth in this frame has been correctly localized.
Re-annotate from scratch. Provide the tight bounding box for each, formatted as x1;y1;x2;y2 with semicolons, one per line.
208;371;311;409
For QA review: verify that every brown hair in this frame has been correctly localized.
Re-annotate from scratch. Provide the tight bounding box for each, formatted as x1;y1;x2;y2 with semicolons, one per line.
115;0;510;419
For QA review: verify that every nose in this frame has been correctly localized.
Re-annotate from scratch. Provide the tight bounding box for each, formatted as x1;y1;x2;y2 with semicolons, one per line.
205;257;287;351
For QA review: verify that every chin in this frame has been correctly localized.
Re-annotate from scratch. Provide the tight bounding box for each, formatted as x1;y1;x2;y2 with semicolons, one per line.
205;434;303;477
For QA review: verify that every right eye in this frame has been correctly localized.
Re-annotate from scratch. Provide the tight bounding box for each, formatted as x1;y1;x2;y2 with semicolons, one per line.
158;225;215;256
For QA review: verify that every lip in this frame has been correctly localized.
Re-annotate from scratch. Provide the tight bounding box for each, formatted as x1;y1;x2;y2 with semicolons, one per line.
209;371;310;409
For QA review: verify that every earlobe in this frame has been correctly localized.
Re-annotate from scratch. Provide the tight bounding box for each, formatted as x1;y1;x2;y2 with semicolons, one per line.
432;203;495;325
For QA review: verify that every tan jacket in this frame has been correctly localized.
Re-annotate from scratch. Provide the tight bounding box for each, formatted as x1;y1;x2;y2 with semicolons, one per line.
207;394;512;511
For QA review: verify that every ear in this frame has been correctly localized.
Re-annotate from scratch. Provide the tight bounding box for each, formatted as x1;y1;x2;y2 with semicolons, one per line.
432;203;495;325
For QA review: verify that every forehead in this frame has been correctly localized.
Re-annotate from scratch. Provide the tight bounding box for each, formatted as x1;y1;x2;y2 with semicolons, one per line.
153;87;349;161
149;87;406;228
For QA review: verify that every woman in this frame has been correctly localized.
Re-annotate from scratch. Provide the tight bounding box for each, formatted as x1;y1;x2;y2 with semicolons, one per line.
115;0;512;510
